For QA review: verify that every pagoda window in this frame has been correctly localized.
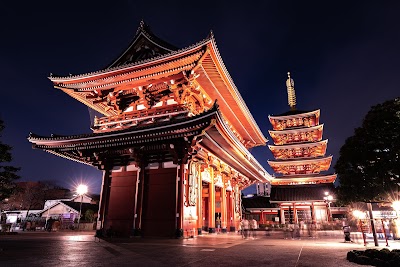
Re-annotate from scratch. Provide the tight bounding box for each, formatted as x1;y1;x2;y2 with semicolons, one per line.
296;165;305;174
297;118;303;126
303;147;310;157
293;133;300;142
304;164;311;174
294;148;302;157
289;165;296;175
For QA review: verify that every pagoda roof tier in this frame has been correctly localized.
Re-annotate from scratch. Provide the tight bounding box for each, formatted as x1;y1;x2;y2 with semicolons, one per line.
270;174;337;186
270;183;336;202
28;103;272;184
48;25;267;148
268;109;320;131
268;140;328;160
269;124;324;146
267;156;333;175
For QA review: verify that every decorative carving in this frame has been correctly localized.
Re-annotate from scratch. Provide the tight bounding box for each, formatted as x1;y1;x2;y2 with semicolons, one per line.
234;188;240;214
188;162;198;206
201;168;211;183
214;174;223;188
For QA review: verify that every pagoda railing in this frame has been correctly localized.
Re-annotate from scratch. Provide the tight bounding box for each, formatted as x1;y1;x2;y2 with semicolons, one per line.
92;104;188;132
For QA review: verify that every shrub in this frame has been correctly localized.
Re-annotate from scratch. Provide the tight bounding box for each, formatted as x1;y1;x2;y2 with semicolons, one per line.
347;248;400;266
354;255;371;265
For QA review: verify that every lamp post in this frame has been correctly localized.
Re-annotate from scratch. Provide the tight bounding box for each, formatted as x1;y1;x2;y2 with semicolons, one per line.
76;184;88;230
323;192;333;222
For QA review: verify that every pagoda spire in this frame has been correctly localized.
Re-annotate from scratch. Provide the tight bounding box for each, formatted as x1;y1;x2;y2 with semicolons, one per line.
286;72;297;111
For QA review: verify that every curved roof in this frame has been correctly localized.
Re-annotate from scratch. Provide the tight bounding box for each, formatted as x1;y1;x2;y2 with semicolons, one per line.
48;23;267;147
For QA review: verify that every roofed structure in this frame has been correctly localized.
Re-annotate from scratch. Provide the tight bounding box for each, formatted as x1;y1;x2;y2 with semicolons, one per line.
28;22;271;238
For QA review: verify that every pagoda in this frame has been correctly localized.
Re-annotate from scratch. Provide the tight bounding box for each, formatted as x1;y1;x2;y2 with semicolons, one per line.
28;21;272;238
267;73;337;224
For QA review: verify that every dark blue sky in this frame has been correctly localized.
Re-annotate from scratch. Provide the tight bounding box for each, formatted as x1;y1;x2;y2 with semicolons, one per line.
1;1;399;195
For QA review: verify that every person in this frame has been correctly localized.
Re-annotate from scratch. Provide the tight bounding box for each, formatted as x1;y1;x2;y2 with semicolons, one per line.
283;224;289;239
250;218;258;239
389;219;398;240
294;223;300;239
343;225;351;242
238;219;243;237
289;223;294;239
300;220;305;236
242;218;249;239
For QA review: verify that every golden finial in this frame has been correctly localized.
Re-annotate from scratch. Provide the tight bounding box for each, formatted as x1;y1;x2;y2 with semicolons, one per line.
286;72;296;110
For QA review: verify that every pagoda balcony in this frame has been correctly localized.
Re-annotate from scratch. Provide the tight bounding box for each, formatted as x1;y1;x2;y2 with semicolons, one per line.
269;125;324;146
91;104;188;133
268;110;320;131
267;156;332;175
268;140;328;160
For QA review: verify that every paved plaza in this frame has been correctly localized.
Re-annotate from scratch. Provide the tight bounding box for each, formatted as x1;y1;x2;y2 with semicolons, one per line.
1;230;399;267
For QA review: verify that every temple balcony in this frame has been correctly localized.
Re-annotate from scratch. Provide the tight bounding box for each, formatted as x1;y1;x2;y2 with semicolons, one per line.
91;104;188;133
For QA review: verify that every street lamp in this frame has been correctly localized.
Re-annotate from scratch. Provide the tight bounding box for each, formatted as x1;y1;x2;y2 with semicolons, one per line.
76;184;88;230
323;192;333;222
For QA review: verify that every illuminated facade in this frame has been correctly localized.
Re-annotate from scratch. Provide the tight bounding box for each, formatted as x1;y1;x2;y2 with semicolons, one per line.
28;21;272;237
268;73;337;224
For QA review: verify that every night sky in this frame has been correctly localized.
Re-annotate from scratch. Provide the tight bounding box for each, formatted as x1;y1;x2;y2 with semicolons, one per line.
1;1;399;195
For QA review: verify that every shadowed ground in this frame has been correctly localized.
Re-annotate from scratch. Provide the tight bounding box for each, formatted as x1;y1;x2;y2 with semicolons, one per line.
1;230;399;267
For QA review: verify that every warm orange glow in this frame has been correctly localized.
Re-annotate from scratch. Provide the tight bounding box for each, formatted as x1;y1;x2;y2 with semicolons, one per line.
393;201;400;211
352;210;366;219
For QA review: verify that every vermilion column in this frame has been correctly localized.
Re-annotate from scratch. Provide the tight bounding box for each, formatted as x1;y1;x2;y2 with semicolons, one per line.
221;185;227;232
196;167;202;235
208;167;215;233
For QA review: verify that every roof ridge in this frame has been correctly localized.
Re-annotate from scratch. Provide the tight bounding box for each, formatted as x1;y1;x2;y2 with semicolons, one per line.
49;35;213;82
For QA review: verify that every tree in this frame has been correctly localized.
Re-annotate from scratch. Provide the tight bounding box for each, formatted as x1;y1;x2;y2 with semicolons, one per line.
335;97;400;204
0;181;70;212
0;119;20;201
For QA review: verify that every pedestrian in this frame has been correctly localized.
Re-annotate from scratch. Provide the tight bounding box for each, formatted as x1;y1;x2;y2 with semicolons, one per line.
250;218;258;239
242;218;249;239
289;223;294;239
294;223;300;239
283;223;289;239
389;219;398;240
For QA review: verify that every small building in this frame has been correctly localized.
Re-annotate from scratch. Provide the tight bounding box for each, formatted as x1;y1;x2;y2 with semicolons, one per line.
38;199;99;229
241;195;279;225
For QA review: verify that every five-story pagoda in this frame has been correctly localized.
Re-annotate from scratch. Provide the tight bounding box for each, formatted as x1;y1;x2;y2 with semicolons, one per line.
268;73;337;224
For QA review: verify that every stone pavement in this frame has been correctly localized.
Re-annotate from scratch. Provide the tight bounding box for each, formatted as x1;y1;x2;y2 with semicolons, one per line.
1;230;399;267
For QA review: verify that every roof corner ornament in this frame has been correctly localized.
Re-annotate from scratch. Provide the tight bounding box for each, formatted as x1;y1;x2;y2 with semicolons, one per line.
208;30;214;39
286;72;297;111
140;19;145;28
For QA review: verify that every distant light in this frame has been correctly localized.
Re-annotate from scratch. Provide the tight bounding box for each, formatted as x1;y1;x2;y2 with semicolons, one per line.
327;195;333;201
246;194;254;198
393;201;400;211
352;210;366;219
76;184;88;196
